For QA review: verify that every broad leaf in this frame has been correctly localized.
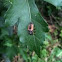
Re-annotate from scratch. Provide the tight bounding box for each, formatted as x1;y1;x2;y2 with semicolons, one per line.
5;0;48;57
44;0;62;8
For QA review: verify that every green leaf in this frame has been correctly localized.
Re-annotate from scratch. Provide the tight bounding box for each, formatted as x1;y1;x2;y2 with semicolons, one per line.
19;48;28;61
5;0;48;57
4;38;13;47
5;46;18;59
41;49;48;58
44;0;62;8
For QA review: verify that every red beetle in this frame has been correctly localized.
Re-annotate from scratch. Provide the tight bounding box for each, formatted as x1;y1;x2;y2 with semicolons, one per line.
28;22;34;35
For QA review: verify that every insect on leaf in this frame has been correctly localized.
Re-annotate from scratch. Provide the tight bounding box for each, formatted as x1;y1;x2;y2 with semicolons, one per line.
5;0;48;57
